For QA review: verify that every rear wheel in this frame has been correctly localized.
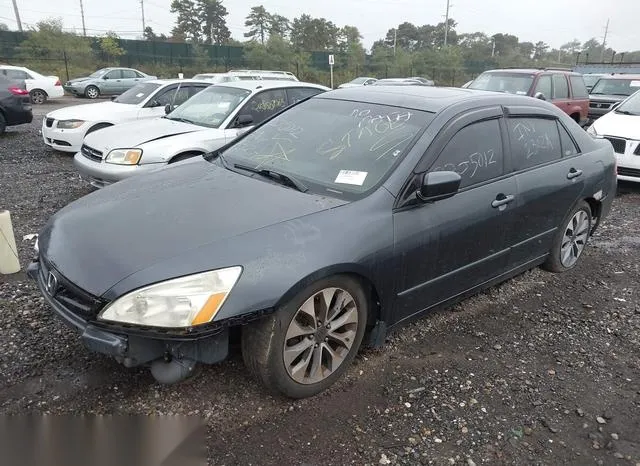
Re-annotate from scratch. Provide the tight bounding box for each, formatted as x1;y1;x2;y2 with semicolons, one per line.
30;89;47;105
242;275;368;398
543;201;591;272
85;85;100;99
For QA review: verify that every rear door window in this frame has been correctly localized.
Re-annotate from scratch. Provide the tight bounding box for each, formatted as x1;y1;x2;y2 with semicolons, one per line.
430;119;504;188
286;87;324;104
105;70;123;80
121;70;137;79
569;76;589;99
552;74;569;99
534;75;552;99
507;117;562;170
239;89;288;125
558;122;580;156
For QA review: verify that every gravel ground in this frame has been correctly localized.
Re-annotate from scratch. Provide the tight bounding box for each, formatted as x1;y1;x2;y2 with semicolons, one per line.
1;101;639;465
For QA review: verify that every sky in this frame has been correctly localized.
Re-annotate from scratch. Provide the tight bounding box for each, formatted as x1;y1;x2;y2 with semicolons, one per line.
1;0;639;52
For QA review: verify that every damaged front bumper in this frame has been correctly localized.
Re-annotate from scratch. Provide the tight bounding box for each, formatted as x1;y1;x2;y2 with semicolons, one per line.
26;259;230;368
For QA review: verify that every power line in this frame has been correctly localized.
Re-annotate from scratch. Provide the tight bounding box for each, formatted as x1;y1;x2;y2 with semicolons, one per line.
11;0;22;32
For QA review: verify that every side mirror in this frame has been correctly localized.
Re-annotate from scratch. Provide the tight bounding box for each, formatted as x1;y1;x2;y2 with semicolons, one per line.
534;92;547;101
235;114;254;128
610;102;621;110
103;75;109;80
417;171;461;202
164;103;173;114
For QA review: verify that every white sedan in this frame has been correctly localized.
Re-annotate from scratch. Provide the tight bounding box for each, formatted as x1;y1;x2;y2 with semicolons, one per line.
42;79;212;152
0;65;64;104
587;89;640;182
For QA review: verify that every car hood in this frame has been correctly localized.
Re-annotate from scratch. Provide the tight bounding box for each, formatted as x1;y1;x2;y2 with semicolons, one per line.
592;111;640;140
589;94;627;102
47;101;139;121
83;117;205;150
38;158;346;296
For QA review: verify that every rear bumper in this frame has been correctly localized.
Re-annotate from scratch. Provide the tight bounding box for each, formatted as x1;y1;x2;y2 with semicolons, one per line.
27;260;230;367
48;87;65;99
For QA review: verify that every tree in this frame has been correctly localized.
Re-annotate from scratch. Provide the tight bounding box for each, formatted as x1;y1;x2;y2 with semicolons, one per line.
170;0;203;42
143;26;167;41
245;34;294;69
269;14;290;38
561;39;581;55
384;22;419;51
290;15;339;51
99;32;125;62
244;5;270;45
338;26;365;68
18;19;93;62
201;0;230;45
0;23;8;31
533;41;549;60
491;33;519;56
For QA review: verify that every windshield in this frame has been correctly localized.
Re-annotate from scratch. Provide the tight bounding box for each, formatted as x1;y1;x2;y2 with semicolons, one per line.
469;72;534;95
166;85;250;128
114;82;161;104
616;90;640;115
89;68;109;78
350;78;369;84
583;75;603;88
591;78;640;96
216;98;434;199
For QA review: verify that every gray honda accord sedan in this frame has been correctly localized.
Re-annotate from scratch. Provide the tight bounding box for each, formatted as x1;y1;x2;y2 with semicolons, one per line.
28;86;616;398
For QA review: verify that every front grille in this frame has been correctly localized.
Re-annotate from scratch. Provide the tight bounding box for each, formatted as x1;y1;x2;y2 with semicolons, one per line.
81;144;103;162
589;102;612;109
39;257;103;320
617;166;640;178
45;118;54;127
604;136;626;154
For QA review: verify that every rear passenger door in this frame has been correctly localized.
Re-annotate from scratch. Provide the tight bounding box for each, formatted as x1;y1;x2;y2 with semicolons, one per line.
550;73;572;115
224;88;288;142
505;107;585;264
393;107;518;322
120;69;141;91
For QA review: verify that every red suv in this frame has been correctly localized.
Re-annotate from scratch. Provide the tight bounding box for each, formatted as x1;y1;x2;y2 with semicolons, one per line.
468;68;589;126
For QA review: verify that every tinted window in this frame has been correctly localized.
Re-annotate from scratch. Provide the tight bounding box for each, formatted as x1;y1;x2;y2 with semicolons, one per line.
535;75;552;99
241;89;288;125
591;78;640;96
558;122;579;157
121;70;137;79
3;69;29;80
113;82;161;104
219;99;434;199
508;117;561;170
134;70;145;78
286;87;323;104
190;85;209;96
430;119;504;188
569;76;589;99
105;70;122;79
552;74;569;99
154;85;190;107
165;85;250;128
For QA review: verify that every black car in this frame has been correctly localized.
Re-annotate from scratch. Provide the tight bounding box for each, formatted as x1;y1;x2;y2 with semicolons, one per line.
0;75;33;134
28;86;616;398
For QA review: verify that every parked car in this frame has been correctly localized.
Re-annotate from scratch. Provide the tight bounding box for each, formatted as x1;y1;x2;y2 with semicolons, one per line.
338;77;378;88
582;73;606;93
409;76;435;86
587;74;640;123
63;67;158;99
42;79;212;152
372;78;426;86
192;73;240;83
228;70;299;81
0;75;32;134
0;65;64;104
29;86;615;398
587;89;640;181
74;81;329;187
467;68;590;126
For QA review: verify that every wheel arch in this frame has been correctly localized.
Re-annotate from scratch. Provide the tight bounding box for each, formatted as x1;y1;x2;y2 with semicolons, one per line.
86;122;113;135
168;151;205;163
584;196;602;233
30;88;48;96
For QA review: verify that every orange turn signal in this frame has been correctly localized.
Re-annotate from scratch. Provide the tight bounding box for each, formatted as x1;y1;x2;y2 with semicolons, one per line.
191;292;227;325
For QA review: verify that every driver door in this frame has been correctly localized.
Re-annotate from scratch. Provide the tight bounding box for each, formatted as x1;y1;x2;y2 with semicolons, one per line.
223;88;288;143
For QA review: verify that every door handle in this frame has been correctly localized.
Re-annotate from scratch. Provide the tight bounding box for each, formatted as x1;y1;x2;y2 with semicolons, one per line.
567;168;583;179
491;194;515;208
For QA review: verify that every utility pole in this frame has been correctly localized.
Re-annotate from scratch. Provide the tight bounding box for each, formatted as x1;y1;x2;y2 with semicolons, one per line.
393;28;397;56
491;38;495;57
141;0;146;34
600;18;609;63
79;0;87;36
443;0;451;47
11;0;22;32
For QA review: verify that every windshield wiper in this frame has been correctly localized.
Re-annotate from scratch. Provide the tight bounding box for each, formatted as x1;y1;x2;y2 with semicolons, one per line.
233;163;308;193
165;116;196;124
615;109;640;116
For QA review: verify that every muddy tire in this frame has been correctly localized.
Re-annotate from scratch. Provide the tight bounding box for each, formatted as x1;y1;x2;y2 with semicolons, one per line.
543;200;592;273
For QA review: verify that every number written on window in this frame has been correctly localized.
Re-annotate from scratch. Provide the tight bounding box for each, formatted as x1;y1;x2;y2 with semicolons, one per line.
508;117;562;170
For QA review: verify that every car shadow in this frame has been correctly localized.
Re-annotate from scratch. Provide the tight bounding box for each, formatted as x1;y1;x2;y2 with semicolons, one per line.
617;180;640;196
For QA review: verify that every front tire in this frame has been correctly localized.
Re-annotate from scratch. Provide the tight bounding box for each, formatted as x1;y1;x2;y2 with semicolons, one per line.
543;201;592;272
85;85;100;99
242;275;368;398
30;89;47;104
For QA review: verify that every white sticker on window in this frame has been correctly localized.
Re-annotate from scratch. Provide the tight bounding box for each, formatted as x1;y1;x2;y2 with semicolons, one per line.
136;92;144;97
630;80;640;88
335;170;367;186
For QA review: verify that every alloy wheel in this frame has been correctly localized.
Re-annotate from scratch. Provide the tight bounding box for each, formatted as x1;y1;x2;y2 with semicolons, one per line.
283;287;359;385
31;90;46;104
560;210;589;267
86;87;99;99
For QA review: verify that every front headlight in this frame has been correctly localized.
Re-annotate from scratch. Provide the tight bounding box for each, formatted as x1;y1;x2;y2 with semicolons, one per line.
57;119;85;129
105;148;142;165
99;267;242;328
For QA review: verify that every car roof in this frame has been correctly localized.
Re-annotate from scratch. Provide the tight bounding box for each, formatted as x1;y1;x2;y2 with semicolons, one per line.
318;85;554;113
212;80;328;91
482;68;581;76
0;65;26;70
146;79;213;86
597;74;640;80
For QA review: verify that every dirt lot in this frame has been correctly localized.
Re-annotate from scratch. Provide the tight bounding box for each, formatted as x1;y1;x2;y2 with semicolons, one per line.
1;100;639;466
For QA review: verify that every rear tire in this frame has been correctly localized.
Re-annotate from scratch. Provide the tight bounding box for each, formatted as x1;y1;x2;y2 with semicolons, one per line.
85;85;100;99
542;201;592;273
30;89;47;105
242;275;368;398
